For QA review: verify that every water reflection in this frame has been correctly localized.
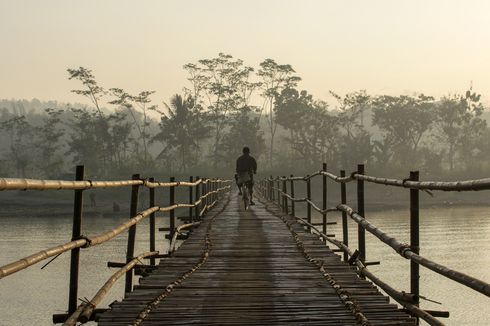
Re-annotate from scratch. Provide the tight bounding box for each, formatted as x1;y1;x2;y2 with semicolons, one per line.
0;205;489;325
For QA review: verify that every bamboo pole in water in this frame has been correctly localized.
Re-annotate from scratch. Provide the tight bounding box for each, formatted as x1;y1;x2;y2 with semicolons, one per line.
68;165;84;314
63;251;159;326
337;203;490;298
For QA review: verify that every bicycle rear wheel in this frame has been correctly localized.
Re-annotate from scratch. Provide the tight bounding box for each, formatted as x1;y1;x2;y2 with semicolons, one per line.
242;187;249;210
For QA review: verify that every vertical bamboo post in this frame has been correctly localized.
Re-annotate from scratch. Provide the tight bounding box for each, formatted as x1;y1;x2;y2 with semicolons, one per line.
169;177;176;239
213;179;216;205
306;176;311;230
149;177;156;266
290;175;295;216
340;170;349;262
125;173;140;294
195;176;200;220
357;164;366;263
410;171;420;308
189;176;194;222
276;179;281;206
282;177;288;214
68;165;84;313
322;163;327;235
202;178;207;215
270;176;274;201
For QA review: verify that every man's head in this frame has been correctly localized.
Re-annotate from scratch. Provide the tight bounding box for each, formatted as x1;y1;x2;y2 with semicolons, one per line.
242;146;250;154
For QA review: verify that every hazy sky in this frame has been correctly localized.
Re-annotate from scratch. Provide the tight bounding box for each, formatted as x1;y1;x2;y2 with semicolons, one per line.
1;0;490;108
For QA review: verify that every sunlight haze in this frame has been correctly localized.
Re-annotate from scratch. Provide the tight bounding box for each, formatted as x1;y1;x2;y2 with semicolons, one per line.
1;0;489;106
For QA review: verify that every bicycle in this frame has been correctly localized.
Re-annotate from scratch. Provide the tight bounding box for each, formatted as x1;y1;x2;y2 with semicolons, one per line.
242;181;251;210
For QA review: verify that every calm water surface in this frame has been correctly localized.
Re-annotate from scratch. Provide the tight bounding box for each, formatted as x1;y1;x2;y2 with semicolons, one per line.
0;205;489;325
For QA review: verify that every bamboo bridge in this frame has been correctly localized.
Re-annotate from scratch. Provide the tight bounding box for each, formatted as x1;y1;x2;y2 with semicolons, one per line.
1;164;490;325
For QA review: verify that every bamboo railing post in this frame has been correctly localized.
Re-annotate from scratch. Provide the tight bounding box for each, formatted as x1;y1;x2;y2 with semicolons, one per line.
282;177;288;214
203;178;207;215
322;163;327;235
276;179;281;206
195;176;200;220
149;177;156;266
270;176;274;201
306;175;311;230
213;179;216;204
189;176;194;222
357;164;366;263
340;170;349;262
410;171;420;308
169;177;176;239
290;175;295;216
68;165;84;314
125;173;140;295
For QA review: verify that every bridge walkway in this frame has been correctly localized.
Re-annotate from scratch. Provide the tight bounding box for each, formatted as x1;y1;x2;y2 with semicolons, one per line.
98;194;416;325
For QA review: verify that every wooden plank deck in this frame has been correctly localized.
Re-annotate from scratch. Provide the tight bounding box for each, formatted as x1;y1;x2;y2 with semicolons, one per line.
98;194;416;325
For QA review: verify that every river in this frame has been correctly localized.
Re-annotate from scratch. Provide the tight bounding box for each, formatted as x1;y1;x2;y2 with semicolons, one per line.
0;203;489;325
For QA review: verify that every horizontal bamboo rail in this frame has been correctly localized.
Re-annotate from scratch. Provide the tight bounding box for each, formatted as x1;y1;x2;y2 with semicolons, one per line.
286;214;444;326
337;204;490;297
0;177;231;191
271;171;490;192
63;251;159;326
261;164;490;325
0;184;231;279
169;221;202;253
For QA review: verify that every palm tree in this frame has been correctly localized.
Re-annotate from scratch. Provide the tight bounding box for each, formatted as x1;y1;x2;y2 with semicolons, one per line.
152;94;210;172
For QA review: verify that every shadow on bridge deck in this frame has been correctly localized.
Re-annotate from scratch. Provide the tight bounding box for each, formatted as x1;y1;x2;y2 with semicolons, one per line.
98;194;416;325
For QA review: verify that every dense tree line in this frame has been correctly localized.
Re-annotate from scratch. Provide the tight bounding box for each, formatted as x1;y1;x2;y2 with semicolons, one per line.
1;53;489;179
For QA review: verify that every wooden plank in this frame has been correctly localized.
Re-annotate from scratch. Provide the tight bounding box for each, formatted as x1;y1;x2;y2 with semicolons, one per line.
97;195;416;326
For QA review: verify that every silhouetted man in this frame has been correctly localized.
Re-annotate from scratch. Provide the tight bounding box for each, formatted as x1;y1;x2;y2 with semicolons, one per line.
236;146;257;205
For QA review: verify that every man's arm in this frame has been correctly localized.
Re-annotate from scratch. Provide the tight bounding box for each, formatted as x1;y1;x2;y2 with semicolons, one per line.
252;157;257;174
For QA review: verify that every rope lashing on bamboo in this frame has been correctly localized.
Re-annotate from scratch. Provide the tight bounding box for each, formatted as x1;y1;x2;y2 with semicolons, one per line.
337;204;490;298
62;251;159;326
130;195;231;326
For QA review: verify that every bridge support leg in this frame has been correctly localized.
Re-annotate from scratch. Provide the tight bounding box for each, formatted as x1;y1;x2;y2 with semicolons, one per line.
189;176;194;222
340;170;349;262
68;165;84;314
306;176;311;231
290;175;295;216
169;177;176;239
410;171;420;312
195;176;200;220
322;163;327;235
282;178;288;214
125;173;140;295
357;164;366;263
149;177;156;266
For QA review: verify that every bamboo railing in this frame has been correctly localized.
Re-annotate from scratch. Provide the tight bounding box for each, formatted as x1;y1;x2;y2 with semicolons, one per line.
0;165;231;324
258;163;490;326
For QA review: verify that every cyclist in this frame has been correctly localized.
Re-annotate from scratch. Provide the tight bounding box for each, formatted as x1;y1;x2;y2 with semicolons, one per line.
236;146;257;205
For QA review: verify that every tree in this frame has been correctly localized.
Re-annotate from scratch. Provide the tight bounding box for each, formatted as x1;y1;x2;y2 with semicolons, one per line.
152;94;211;172
275;88;339;169
220;107;266;168
372;94;435;168
330;90;373;167
183;53;257;169
0;115;35;177
67;67;105;117
258;59;301;169
34;108;65;178
433;89;486;171
109;89;156;168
